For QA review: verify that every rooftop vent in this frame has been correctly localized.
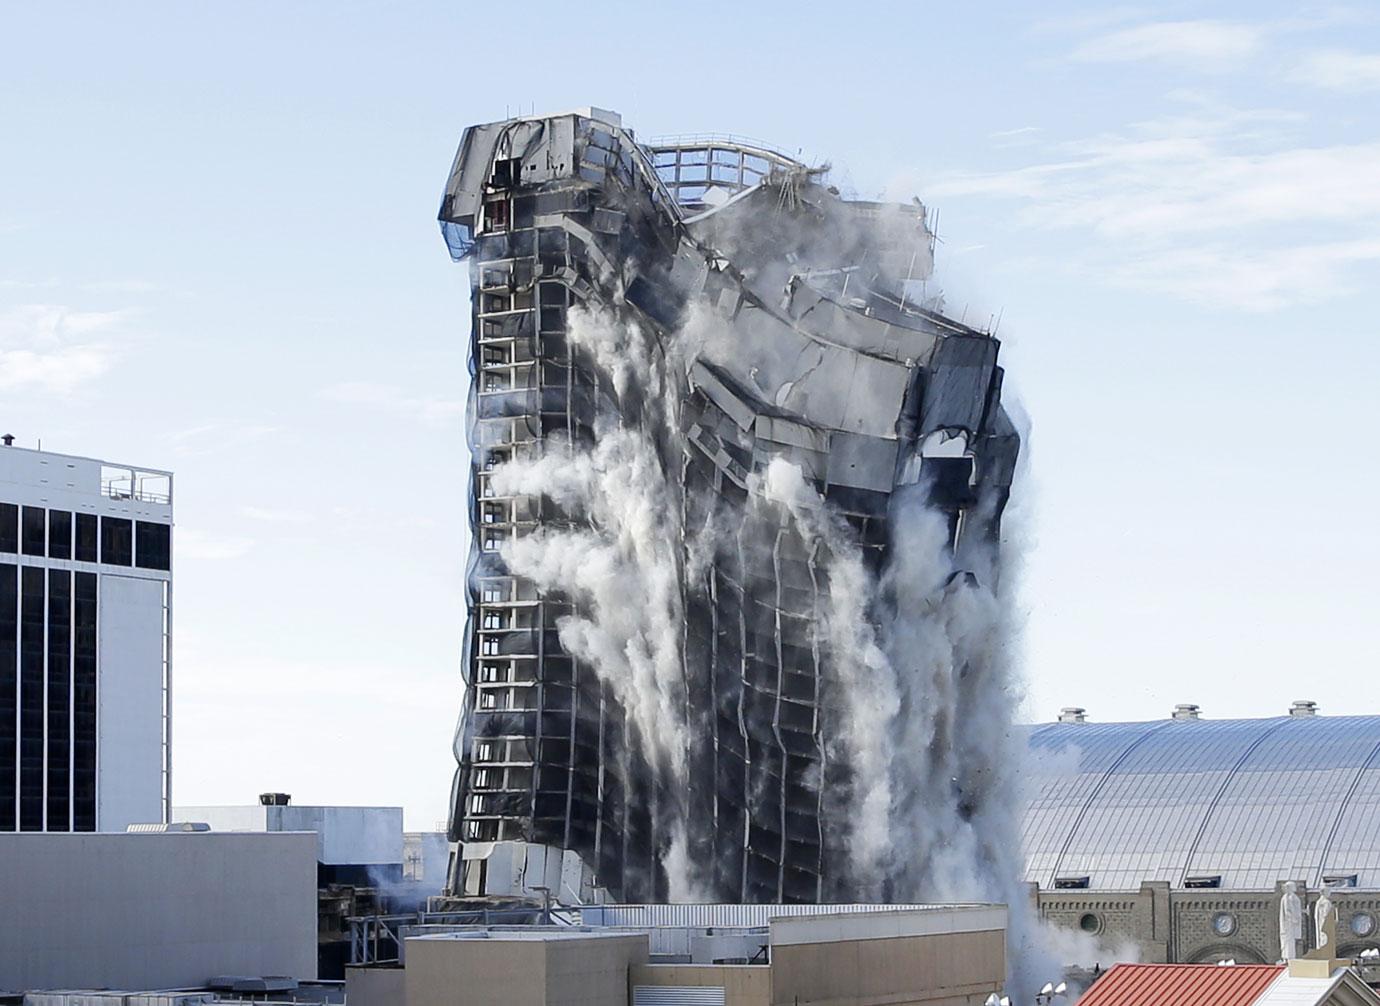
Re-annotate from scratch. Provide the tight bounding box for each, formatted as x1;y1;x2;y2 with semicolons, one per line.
1;434;13;447
1290;700;1318;718
1054;876;1092;889
259;792;291;806
1172;704;1201;721
126;821;211;833
1059;707;1088;724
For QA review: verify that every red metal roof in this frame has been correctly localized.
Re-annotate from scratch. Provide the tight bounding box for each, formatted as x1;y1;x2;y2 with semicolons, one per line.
1077;963;1285;1006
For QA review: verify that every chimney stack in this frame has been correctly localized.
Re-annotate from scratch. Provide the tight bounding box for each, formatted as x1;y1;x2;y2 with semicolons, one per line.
1;434;13;447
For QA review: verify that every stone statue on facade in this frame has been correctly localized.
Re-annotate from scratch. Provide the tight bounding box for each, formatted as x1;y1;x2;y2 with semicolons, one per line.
1280;881;1304;961
1315;885;1336;953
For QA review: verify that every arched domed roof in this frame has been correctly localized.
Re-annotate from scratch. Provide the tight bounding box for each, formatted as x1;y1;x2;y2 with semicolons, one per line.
1023;714;1380;891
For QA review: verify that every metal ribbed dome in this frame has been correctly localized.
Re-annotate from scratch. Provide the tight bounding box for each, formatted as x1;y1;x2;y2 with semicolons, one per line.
1023;714;1380;891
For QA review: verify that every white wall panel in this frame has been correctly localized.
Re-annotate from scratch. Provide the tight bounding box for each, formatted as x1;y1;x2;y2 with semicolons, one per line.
97;574;165;831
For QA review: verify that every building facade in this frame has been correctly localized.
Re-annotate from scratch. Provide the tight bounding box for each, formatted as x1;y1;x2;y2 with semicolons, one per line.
0;830;316;992
0;442;172;832
438;109;1018;903
1024;706;1380;966
346;904;1007;1006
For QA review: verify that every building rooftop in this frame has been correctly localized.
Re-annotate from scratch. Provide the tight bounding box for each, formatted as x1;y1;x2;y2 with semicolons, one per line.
1024;711;1380;891
1076;962;1380;1006
0;441;173;508
1079;964;1286;1006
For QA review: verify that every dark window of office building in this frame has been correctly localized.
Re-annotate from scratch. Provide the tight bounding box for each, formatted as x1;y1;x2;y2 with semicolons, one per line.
47;570;71;831
19;567;44;830
0;563;16;830
135;521;171;571
21;507;45;557
0;504;17;554
73;572;97;831
48;510;72;560
100;517;133;566
74;513;97;563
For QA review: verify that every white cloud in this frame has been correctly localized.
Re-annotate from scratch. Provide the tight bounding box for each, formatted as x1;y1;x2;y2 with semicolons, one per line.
84;279;161;295
240;505;311;524
1290;49;1380;91
1071;20;1266;68
164;422;280;457
0;304;122;393
988;127;1043;150
176;527;254;561
319;381;465;428
916;104;1380;309
1110;239;1380;311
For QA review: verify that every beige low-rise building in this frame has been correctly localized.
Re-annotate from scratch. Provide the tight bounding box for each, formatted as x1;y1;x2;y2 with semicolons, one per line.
346;904;1006;1006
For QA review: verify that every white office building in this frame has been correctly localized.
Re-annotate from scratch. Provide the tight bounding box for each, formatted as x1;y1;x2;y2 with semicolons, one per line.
0;438;172;832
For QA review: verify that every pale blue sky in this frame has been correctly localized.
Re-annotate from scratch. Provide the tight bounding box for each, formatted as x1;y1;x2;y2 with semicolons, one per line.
2;2;1377;828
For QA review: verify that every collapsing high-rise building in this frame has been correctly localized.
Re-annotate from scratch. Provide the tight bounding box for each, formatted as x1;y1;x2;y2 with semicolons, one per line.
438;108;1020;905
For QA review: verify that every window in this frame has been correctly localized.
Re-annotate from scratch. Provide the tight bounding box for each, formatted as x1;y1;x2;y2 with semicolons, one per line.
135;521;171;571
46;570;71;831
100;517;133;566
490;157;520;188
0;563;16;830
482;198;509;233
73;572;97;831
1184;875;1223;889
0;503;17;553
20;507;45;556
74;513;97;563
19;567;44;830
48;510;71;560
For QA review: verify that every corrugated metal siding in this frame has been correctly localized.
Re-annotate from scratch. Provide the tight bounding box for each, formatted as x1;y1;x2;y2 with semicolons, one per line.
633;986;727;1006
1079;963;1285;1006
580;903;944;928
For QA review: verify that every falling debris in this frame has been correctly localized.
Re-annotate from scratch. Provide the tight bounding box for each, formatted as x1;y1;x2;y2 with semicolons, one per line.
438;108;1021;909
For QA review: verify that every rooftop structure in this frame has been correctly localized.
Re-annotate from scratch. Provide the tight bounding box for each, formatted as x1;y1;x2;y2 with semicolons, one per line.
173;795;444;979
1;442;173;833
1023;707;1380;892
1076;962;1380;1006
347;903;1007;1006
438;107;1018;902
175;797;406;881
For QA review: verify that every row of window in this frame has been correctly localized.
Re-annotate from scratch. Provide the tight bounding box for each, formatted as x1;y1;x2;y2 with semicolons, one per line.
0;504;170;571
0;563;98;831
